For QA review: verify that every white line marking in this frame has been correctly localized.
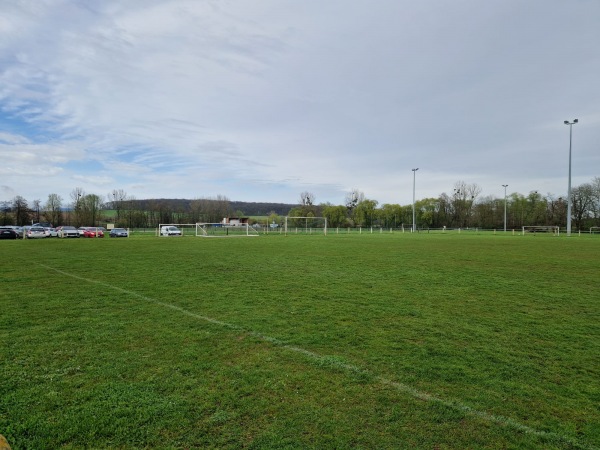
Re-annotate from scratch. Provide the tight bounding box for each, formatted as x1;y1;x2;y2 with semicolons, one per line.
39;264;596;450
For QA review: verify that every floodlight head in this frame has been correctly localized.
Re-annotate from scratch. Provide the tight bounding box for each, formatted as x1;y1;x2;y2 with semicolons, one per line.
574;119;578;123
564;120;569;125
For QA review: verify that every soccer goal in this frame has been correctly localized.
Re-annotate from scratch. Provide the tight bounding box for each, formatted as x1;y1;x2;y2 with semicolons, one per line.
590;226;600;234
522;226;560;236
195;223;259;237
284;216;327;236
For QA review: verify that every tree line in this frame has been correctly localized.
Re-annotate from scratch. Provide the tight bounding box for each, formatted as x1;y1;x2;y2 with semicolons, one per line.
2;178;599;230
288;179;600;231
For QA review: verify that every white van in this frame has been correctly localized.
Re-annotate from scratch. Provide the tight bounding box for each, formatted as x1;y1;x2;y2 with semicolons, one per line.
160;225;182;236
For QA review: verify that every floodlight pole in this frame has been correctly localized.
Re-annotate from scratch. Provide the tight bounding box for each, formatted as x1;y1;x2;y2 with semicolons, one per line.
412;168;419;233
564;119;578;236
502;184;508;232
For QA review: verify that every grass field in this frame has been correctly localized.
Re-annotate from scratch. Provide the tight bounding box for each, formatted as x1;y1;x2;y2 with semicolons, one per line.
1;233;599;449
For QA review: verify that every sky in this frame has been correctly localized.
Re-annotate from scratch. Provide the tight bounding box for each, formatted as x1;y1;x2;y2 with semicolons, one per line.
1;0;599;207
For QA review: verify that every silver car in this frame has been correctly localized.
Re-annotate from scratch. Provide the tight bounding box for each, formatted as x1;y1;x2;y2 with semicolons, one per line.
26;226;49;239
57;226;80;238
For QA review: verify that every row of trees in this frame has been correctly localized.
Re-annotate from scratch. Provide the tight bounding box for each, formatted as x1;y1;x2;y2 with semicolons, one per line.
2;178;599;230
0;189;235;229
288;179;600;230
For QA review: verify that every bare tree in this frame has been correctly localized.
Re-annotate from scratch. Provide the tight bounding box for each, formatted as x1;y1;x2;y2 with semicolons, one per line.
44;194;63;226
109;189;128;224
451;181;482;227
345;189;364;213
191;195;231;223
70;187;85;226
299;191;315;206
32;199;42;223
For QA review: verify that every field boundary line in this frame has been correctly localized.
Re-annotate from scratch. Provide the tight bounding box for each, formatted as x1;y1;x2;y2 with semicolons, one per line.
39;264;596;450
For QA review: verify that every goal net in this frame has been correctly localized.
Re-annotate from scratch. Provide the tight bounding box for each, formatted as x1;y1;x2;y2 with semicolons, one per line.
195;223;259;237
590;226;600;234
284;216;328;235
521;226;560;236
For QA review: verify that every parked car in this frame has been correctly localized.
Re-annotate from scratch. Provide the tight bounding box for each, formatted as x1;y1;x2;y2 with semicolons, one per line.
0;228;19;239
32;222;53;228
109;228;129;238
26;226;49;239
46;227;58;237
160;225;182;236
57;226;80;238
0;226;23;238
82;227;104;238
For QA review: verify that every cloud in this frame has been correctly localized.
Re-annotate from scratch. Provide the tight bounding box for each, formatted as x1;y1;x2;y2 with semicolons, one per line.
0;0;598;205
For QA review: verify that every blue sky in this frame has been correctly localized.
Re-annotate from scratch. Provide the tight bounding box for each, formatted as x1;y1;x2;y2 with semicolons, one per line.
1;0;599;206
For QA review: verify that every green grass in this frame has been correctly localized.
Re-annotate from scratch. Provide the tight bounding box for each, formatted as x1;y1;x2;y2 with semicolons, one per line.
1;234;599;449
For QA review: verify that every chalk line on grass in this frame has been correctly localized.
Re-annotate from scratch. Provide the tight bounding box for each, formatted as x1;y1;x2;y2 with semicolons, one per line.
39;264;595;450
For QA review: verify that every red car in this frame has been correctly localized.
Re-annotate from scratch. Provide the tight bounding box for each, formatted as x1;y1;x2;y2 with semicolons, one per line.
82;227;104;238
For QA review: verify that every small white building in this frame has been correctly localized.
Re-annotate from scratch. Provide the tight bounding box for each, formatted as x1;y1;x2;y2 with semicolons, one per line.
222;217;249;226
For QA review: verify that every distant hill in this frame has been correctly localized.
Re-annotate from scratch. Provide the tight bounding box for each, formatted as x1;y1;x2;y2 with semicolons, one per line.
229;201;296;216
124;199;296;216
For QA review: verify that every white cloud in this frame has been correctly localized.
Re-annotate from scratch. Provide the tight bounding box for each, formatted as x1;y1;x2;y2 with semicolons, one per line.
0;0;598;205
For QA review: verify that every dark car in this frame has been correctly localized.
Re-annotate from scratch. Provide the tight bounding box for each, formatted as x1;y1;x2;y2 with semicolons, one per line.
0;228;19;239
109;228;129;238
0;226;23;238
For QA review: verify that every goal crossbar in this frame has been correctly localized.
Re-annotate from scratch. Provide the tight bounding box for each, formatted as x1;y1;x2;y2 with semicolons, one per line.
521;226;560;236
195;223;259;237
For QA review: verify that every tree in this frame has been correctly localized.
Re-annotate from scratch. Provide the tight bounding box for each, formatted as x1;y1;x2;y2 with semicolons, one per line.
12;196;31;226
268;212;281;229
345;189;364;214
321;204;347;228
414;198;439;228
299;191;315;207
379;203;403;228
296;192;317;217
451;181;481;228
190;195;231;223
44;194;63;226
353;199;378;227
109;189;128;225
70;187;85;226
32;199;42;224
78;194;103;226
0;200;12;226
571;183;595;230
591;177;600;225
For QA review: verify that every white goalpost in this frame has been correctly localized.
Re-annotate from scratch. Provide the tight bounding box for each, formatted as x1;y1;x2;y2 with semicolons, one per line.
521;226;560;236
590;226;600;234
195;223;259;237
284;216;328;236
